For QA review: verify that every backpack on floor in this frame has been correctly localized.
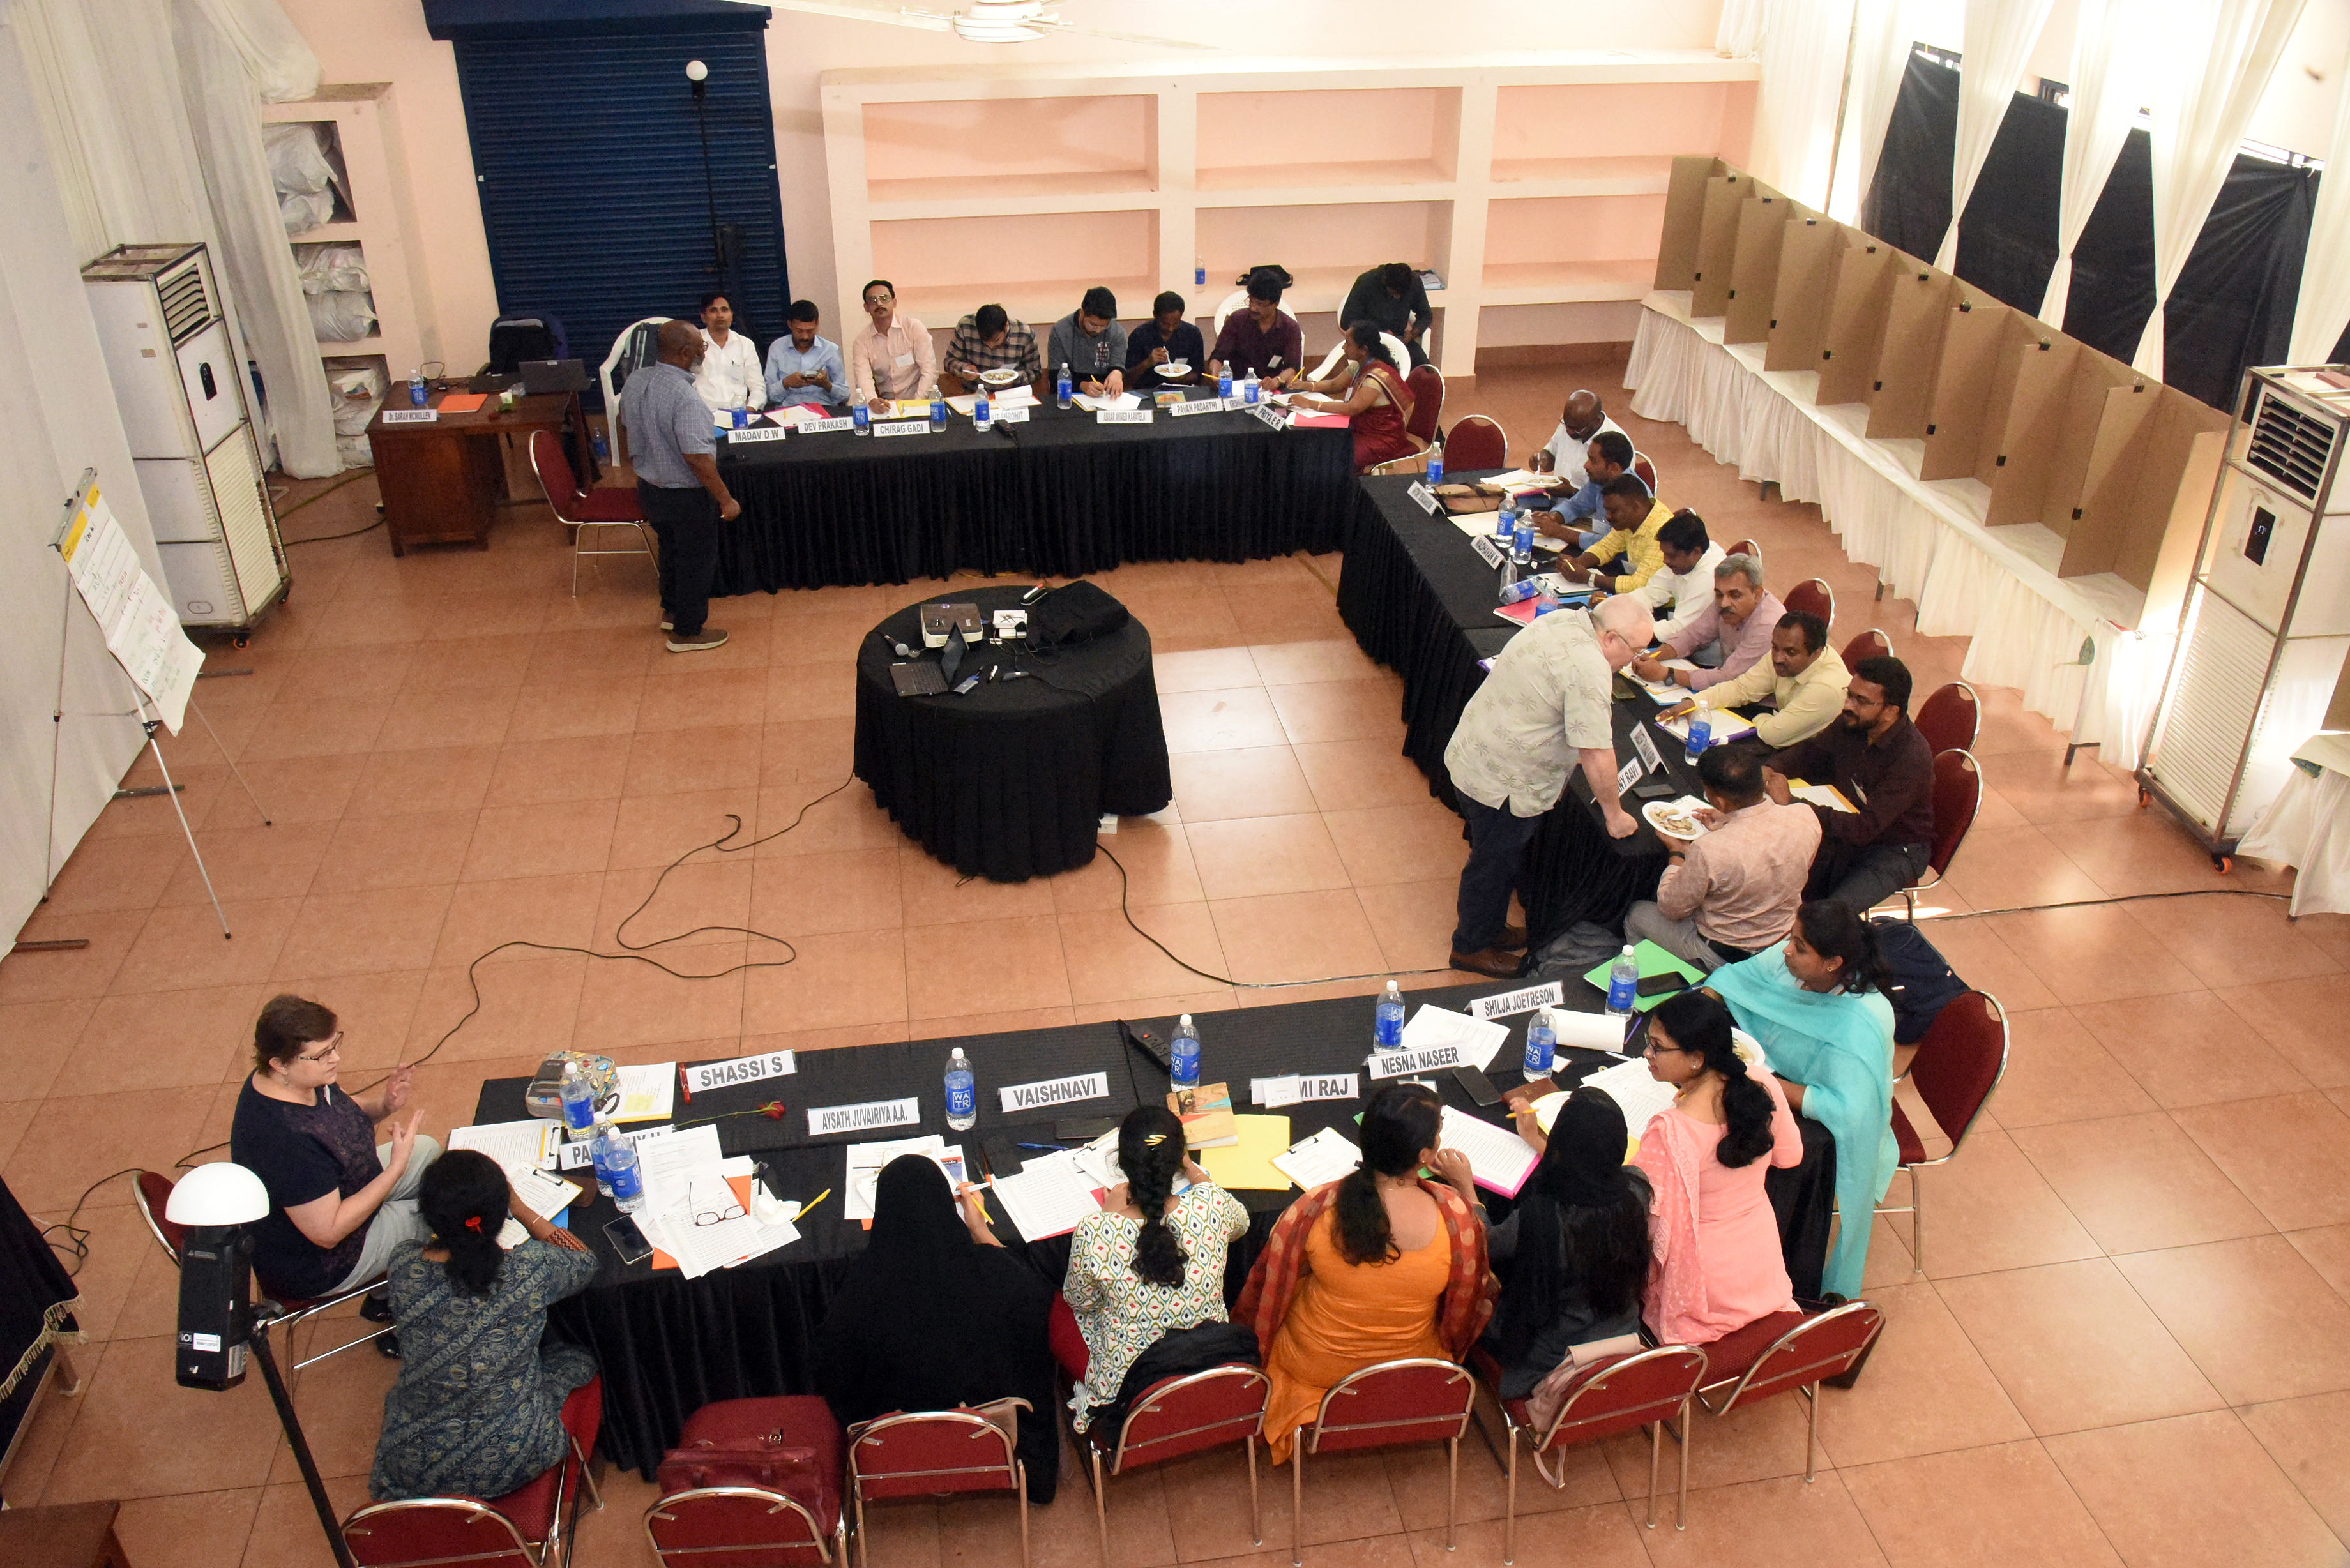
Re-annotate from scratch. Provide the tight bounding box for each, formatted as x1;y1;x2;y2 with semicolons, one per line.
1869;916;1967;1044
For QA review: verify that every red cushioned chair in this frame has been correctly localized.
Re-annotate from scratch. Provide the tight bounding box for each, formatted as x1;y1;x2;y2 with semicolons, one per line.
1473;1345;1707;1559
1782;577;1834;630
1693;1305;1883;1481
1632;452;1660;494
133;1169;388;1369
1367;363;1448;476
529;428;653;596
1290;1359;1475;1565
1842;628;1891;668
1726;538;1762;562
1914;680;1980;755
847;1401;1030;1568
1082;1365;1268;1568
645;1395;847;1566
342;1376;605;1567
1899;748;1982;919
1443;414;1507;471
1877;991;2008;1274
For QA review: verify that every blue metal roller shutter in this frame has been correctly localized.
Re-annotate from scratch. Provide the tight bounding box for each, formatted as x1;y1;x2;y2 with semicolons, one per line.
445;15;787;403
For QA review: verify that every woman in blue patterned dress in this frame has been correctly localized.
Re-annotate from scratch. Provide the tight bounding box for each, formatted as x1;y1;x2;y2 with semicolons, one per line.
368;1150;599;1501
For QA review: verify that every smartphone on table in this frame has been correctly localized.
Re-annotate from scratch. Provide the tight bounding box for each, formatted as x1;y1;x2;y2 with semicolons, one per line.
604;1216;655;1265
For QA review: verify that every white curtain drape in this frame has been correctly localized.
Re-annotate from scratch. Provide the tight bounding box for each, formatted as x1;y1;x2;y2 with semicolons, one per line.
2132;0;2308;377
188;0;315;103
1830;0;1918;223
1748;0;1861;209
2287;36;2350;363
2038;0;2151;326
1717;0;1767;57
1934;0;2058;271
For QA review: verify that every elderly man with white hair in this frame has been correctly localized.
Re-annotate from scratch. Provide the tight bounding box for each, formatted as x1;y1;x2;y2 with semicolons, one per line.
1442;595;1654;978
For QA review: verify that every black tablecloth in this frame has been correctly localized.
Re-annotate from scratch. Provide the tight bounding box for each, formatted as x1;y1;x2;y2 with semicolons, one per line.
711;401;1354;592
851;587;1172;881
471;979;1833;1477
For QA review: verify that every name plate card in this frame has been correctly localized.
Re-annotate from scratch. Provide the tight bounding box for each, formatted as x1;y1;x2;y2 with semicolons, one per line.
997;1071;1109;1113
1617;756;1644;795
1471;534;1506;569
1369;1043;1464;1079
1632;725;1664;774
684;1050;796;1096
1222;395;1252;411
801;416;854;433
1470;982;1565;1021
1171;398;1225;418
381;409;437;424
990;405;1031;423
873;419;929;439
1409;481;1440;515
1096;409;1153;425
1250;404;1289;431
807;1096;920;1137
1251;1073;1359;1107
726;426;786;444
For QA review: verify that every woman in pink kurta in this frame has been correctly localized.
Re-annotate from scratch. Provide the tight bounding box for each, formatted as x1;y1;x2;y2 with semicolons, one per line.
1630;990;1804;1345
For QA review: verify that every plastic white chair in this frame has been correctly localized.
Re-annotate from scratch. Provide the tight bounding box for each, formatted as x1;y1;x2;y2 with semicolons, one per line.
599;315;671;468
1308;331;1409;382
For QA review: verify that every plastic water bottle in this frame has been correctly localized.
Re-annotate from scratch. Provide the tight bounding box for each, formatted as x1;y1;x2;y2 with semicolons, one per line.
1244;368;1260;406
852;390;870;435
1606;946;1641;1020
1512;516;1534;567
1057;364;1073;410
406;369;427;407
603;1129;646;1215
1499;573;1543;605
974;384;991;431
732;407;749;430
930;391;947;431
592;431;610;465
557;1061;595;1141
1497;495;1518;543
1374;980;1406;1050
944;1048;977;1131
1523;1013;1557;1077
1170;1014;1201;1089
1218;364;1233;400
587;1116;619;1200
1685;709;1712;765
1195;255;1207;287
1427;444;1443;487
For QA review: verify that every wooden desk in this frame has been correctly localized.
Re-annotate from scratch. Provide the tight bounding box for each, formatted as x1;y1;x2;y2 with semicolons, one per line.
365;389;589;555
0;1501;130;1567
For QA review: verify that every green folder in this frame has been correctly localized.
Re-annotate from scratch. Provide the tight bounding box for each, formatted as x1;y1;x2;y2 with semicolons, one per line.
1581;940;1707;1012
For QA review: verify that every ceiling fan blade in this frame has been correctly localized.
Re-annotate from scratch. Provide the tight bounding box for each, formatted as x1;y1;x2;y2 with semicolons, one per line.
1031;16;1216;48
738;0;951;30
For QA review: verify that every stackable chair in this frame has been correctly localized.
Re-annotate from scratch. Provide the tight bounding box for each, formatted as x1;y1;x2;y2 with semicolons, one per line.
1692;1304;1884;1480
529;429;653;595
1898;749;1983;918
1080;1364;1269;1567
1366;363;1448;476
1726;537;1762;562
1305;330;1410;381
645;1394;848;1566
342;1378;605;1567
847;1401;1031;1568
1473;1345;1708;1561
1289;1359;1475;1565
1442;414;1507;471
598;315;671;467
1914;680;1980;754
1782;577;1835;630
1878;991;2009;1273
1632;452;1660;493
1841;628;1892;667
133;1169;387;1368
1210;290;1301;342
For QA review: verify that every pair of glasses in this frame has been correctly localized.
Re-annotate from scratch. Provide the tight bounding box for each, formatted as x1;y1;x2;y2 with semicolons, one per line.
296;1032;344;1065
691;1183;746;1226
1641;1039;1689;1057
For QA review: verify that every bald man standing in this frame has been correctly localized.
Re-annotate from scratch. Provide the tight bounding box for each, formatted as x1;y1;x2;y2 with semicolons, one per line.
625;319;741;653
1442;596;1654;977
1529;388;1627;492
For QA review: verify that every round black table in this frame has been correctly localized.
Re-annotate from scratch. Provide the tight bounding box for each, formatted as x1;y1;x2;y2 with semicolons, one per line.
852;585;1172;881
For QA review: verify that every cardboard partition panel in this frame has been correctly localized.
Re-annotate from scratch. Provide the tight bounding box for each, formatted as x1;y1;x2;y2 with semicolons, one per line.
2036;351;2146;540
1723;193;1798;345
1865;264;1955;441
2062;386;2230;592
1980;335;2081;517
1918;300;2024;482
2117;390;2232;596
1816;233;1893;405
1692;173;1751;317
1654;156;1726;292
1763;213;1839;372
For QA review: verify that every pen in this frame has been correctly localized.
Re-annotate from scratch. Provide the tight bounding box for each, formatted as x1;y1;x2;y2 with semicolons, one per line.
794;1189;831;1223
1016;1142;1070;1151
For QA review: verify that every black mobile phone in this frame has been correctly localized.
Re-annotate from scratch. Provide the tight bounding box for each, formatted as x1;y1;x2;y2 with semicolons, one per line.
1631;780;1677;800
1637;970;1692;997
1452;1065;1504;1106
604;1216;654;1264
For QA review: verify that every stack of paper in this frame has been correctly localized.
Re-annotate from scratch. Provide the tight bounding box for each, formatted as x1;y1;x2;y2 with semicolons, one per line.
1437;1106;1539;1196
1272;1127;1360;1189
990;1149;1105;1241
449;1121;562;1170
1788;780;1858;813
1478;469;1559;491
1628;660;1701;703
841;1135;968;1222
1401;1006;1512;1071
1199;1115;1292;1190
1573;1058;1681;1131
611;1064;676;1123
1652;709;1758;745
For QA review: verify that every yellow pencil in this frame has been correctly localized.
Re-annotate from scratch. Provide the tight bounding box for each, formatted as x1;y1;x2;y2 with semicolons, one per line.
795;1188;832;1223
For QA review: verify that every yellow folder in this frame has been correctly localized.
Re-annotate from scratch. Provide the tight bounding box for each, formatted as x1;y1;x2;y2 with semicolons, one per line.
1199;1114;1294;1190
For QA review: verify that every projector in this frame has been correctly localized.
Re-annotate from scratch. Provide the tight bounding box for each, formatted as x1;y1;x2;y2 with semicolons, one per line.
920;603;983;650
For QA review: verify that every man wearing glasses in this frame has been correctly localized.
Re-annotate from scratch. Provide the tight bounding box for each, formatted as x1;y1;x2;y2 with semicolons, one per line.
848;278;937;403
1442;596;1655;978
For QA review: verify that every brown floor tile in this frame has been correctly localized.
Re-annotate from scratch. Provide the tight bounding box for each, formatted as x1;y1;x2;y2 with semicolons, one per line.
595;860;755;952
400;630;538;693
897;848;1061;926
463;797;621;881
607;787;760;869
0;907;142;1002
2010;1112;2271;1253
160;821;337;907
2284;1223;2350;1297
573;946;748;1052
1058;905;1229;1006
295;969;430;1073
1402;1504;1652;1568
2238;1390;2350;1541
758;716;856;786
1186;814;1353;900
1984;1006;2157;1129
38;834;183;916
311;808;479;894
1160;687;1292;753
2126;891;2342;989
338;746;499;820
484;734;634;805
2115;1235;2350;1406
1266;679;1404;746
239;1474;374;1568
372;686;520;751
748;847;906;936
2045;1410;2342;1568
2172;1092;2350;1232
1206;891;1388;986
1249;638;1385;686
112;897;304;993
433;872;606;967
903;913;1072;1018
1898;1127;2099;1279
1939;825;2112;910
62;983;266;1092
41;1336;284;1500
113;1487;264;1568
1153;645;1261;694
1634;1472;1888;1567
1356;878;1472;976
0;998;93;1104
1049;824;1207;912
505;675;646;741
624;723;764;797
1321;802;1468;887
739;928;910;1033
1168;746;1318;823
1839;1439;2123;1568
2070;988;2312;1110
1934;1258;2223;1434
1817;1279;2029;1466
2215;973;2350;1087
1906;917;2057;1013
1978;905;2205;1008
272;886;452;981
407;954;587;1063
237;697;393;762
750;784;906;858
1291;737;1437;814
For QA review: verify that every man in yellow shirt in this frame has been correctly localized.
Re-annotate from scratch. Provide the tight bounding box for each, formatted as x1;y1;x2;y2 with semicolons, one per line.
1565;475;1670;593
1663;608;1848;748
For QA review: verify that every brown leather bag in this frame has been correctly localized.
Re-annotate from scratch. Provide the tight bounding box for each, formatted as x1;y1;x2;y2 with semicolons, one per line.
656;1434;825;1498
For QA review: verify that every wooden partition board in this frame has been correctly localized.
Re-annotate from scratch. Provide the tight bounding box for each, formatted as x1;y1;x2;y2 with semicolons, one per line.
1655;156;1727;292
1816;234;1894;405
2116;392;2232;595
2036;352;2147;541
2056;381;2167;577
1917;301;2025;482
1722;193;1798;345
1865;266;1956;441
1763;214;1839;372
1692;173;1752;317
1980;335;2081;516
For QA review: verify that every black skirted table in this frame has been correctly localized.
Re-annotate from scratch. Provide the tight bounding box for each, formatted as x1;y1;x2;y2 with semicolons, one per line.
710;400;1354;592
852;587;1172;882
469;978;1835;1478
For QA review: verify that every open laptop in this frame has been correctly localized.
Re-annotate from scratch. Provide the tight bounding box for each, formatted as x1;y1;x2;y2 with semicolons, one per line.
519;358;589;395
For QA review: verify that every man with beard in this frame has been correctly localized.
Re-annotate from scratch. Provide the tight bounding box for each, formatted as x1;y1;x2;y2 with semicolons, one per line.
1761;656;1936;915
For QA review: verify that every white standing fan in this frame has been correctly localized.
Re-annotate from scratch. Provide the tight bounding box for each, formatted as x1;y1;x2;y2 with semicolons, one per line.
736;0;1213;47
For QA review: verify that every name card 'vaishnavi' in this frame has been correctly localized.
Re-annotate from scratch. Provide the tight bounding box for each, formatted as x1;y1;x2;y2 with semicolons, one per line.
801;416;854;433
807;1096;921;1136
997;1071;1109;1113
726;426;785;444
1369;1044;1463;1079
1470;983;1565;1021
1096;409;1153;425
872;419;929;439
685;1050;797;1096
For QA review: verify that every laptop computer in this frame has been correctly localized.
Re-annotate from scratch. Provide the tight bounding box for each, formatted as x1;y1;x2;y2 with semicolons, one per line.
520;358;589;395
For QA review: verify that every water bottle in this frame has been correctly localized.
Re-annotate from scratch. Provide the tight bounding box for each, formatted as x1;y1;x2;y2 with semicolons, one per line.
1523;1013;1557;1078
852;390;870;435
1195;255;1207;287
1497;495;1518;543
592;431;610;465
1512;517;1534;567
604;1128;646;1215
1244;368;1260;406
587;1116;619;1200
557;1061;595;1141
974;384;992;432
1427;444;1443;487
1057;364;1073;410
1169;1014;1201;1089
930;391;947;431
1606;946;1641;1020
1374;980;1406;1050
1685;709;1712;765
1218;364;1233;400
944;1047;977;1131
406;368;427;408
1499;574;1543;605
732;407;749;430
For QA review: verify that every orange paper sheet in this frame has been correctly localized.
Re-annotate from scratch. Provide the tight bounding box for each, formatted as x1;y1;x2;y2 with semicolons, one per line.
437;392;489;413
648;1170;762;1270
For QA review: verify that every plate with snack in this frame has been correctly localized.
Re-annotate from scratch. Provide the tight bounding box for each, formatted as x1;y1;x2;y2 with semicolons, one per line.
1642;798;1710;841
978;367;1022;387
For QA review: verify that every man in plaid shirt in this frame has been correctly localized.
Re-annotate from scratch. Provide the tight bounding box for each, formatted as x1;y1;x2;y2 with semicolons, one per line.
943;303;1043;394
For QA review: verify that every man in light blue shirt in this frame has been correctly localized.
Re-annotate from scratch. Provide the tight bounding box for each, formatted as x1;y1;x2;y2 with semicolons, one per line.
763;298;846;408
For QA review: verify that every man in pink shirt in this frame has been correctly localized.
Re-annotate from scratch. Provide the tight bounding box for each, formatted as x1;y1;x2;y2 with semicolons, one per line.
1627;552;1782;692
1627;744;1819;971
849;278;937;402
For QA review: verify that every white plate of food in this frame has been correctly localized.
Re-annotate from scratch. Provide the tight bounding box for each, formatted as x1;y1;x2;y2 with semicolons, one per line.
978;366;1022;386
1642;799;1708;840
1154;361;1193;378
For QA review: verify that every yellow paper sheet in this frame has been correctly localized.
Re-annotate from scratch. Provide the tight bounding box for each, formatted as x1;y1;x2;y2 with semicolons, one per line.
1199;1114;1294;1190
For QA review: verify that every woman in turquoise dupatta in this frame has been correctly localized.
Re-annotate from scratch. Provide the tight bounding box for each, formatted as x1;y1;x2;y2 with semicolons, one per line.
1706;900;1895;1299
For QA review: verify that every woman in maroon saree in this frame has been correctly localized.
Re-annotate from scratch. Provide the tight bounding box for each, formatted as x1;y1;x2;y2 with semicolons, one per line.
1291;319;1417;471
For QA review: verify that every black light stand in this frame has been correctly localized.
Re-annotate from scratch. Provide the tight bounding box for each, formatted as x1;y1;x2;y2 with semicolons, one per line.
251;1311;359;1568
687;61;728;286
